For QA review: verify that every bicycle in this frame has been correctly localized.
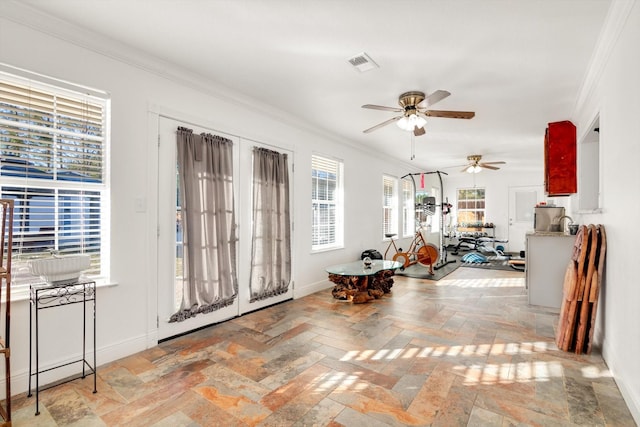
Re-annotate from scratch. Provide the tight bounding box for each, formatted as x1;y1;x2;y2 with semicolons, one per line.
383;227;439;274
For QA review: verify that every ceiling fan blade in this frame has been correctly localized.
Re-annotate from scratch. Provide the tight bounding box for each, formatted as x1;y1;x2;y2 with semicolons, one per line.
481;161;506;165
413;126;426;136
422;90;450;107
363;116;402;133
423;110;475;119
362;104;403;112
479;164;500;170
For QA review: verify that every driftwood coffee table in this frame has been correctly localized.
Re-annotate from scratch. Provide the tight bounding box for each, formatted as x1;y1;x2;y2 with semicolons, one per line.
325;260;402;303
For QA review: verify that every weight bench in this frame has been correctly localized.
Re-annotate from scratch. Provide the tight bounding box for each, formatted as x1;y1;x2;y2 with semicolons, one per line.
451;236;508;256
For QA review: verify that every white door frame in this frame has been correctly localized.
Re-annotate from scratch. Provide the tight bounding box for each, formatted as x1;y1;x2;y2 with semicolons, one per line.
154;114;294;341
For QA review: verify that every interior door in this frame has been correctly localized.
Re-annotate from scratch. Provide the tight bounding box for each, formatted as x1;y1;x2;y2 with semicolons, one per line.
157;116;240;340
508;185;543;253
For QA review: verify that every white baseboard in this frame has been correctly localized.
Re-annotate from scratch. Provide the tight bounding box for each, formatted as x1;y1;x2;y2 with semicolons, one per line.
294;280;331;299
3;332;150;397
603;341;640;425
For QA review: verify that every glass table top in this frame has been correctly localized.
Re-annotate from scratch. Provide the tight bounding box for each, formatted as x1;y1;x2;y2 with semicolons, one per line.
325;260;403;277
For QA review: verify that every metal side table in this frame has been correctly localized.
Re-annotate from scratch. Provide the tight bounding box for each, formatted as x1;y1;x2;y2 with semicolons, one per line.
28;281;97;416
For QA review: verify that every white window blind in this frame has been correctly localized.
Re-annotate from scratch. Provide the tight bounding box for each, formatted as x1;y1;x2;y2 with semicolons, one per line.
0;72;108;284
402;178;415;237
382;175;397;238
311;154;343;250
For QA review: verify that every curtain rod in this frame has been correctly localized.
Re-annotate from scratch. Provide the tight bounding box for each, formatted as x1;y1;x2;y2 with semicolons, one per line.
160;113;293;154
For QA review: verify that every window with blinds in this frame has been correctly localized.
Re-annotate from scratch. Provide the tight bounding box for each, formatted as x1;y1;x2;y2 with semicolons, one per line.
0;71;108;284
402;178;415;237
382;175;397;238
311;154;343;251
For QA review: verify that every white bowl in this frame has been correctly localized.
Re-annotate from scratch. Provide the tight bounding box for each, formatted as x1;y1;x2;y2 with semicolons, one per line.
29;255;91;285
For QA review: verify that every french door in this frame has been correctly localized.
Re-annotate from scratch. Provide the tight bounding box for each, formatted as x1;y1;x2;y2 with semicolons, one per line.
236;141;294;315
157;117;240;340
156;116;293;340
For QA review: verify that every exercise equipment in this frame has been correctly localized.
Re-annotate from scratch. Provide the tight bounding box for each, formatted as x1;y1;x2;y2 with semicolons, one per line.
383;229;438;274
401;170;456;270
451;236;509;256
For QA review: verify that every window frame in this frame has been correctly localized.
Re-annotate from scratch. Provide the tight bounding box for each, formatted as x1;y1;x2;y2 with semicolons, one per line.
401;177;415;238
0;66;110;287
456;187;486;225
382;175;398;239
311;154;343;252
430;186;441;234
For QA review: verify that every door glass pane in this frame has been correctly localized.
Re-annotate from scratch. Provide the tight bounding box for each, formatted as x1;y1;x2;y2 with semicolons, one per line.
175;169;183;312
515;191;536;222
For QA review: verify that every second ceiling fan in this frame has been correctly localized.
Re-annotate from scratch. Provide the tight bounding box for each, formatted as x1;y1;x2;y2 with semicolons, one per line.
462;155;506;173
362;90;475;136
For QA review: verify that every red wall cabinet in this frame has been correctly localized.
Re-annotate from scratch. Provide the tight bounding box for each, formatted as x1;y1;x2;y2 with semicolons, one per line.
545;120;576;196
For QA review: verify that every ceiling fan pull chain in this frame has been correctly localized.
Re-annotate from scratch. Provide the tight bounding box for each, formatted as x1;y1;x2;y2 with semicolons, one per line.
411;133;415;160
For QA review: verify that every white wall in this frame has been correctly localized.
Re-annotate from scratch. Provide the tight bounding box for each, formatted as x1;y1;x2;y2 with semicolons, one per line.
0;15;422;395
572;1;640;422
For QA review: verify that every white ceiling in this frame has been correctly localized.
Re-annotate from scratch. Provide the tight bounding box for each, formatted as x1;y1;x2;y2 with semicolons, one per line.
11;0;611;173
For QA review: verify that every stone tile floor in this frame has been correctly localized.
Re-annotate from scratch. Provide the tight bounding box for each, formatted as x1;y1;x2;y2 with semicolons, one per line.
9;267;637;426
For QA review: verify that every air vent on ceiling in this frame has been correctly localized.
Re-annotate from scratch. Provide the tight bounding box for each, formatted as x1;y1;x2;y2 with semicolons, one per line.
348;52;379;72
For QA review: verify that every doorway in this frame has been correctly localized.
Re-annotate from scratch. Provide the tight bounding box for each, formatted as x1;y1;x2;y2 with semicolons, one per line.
508;185;542;253
157;117;239;339
156;116;293;340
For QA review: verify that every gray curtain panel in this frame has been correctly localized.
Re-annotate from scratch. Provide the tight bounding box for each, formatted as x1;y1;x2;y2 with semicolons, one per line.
170;127;238;322
249;147;292;302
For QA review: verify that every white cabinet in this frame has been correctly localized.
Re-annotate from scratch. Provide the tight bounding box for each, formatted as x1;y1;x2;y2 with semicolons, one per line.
526;233;576;308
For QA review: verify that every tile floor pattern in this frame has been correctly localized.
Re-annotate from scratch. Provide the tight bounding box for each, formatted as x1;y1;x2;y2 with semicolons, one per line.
10;267;637;426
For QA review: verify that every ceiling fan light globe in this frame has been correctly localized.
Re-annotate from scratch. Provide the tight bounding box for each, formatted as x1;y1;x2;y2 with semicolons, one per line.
396;116;411;131
397;114;426;131
473;165;482;173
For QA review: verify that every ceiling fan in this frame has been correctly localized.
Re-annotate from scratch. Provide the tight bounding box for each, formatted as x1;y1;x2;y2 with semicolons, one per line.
362;90;475;136
462;155;506;173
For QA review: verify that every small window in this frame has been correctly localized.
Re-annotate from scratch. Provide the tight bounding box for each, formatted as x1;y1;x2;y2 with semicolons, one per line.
311;154;343;251
401;178;415;237
0;69;109;285
457;188;486;224
430;186;440;234
382;175;397;239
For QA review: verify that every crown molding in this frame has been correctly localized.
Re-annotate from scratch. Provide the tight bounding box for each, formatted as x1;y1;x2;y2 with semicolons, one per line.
1;1;371;153
572;0;636;123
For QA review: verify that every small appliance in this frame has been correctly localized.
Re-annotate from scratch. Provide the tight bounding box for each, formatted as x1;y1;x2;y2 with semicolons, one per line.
534;206;565;232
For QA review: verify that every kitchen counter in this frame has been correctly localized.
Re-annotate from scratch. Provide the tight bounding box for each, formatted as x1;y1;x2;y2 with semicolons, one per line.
526;232;576;308
528;231;571;237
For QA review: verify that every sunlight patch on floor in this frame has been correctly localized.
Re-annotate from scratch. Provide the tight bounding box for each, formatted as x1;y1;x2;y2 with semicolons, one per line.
335;341;609;387
341;341;554;363
314;371;369;392
436;277;525;288
581;365;613;379
454;360;565;385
